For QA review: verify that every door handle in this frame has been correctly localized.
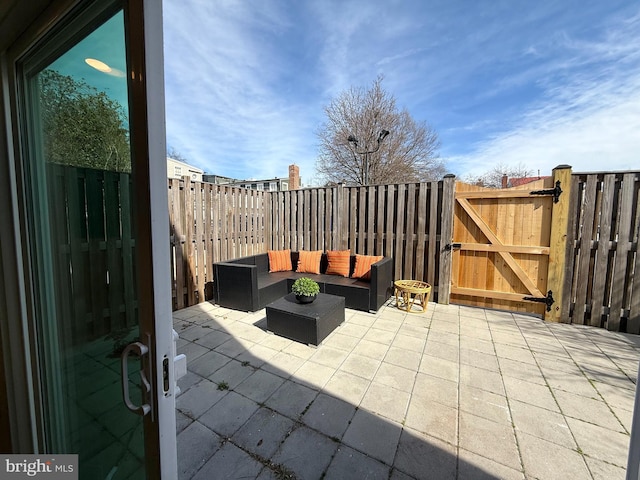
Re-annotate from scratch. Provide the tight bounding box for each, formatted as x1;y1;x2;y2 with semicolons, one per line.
121;341;152;417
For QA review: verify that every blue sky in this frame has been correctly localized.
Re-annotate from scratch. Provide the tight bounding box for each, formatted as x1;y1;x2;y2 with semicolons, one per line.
162;0;640;185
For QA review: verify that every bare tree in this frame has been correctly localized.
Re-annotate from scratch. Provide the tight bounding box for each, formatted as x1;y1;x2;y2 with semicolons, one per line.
167;146;190;163
316;76;444;185
464;162;534;188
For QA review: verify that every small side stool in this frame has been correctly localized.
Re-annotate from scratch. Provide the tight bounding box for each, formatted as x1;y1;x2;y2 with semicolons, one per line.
394;280;431;314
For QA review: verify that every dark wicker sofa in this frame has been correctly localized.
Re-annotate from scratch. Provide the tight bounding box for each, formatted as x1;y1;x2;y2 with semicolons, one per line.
214;252;393;313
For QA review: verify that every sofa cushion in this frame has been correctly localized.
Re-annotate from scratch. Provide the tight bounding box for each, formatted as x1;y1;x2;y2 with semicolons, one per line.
254;253;269;273
268;249;292;272
258;271;289;288
325;250;351;277
352;254;383;280
311;273;360;287
257;274;289;307
325;281;370;311
296;250;323;274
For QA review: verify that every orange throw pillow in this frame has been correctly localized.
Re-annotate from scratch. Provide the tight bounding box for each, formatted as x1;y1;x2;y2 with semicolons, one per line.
352;254;383;280
326;250;351;277
268;249;292;272
296;250;322;274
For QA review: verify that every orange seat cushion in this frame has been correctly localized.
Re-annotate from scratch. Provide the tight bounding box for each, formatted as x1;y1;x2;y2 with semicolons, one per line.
325;250;351;277
352;254;383;280
268;249;292;272
296;250;323;274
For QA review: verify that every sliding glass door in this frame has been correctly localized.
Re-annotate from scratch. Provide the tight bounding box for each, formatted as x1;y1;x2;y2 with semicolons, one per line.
3;0;176;477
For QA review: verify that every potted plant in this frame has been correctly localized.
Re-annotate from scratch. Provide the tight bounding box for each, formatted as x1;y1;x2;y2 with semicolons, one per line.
291;277;320;304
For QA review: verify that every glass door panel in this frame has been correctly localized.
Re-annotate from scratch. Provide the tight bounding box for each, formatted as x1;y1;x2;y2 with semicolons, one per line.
22;9;145;479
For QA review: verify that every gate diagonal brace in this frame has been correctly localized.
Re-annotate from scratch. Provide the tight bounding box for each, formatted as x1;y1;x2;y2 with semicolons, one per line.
530;180;562;203
523;290;555;311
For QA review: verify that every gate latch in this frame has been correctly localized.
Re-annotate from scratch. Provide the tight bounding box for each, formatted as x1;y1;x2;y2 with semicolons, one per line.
444;243;462;251
523;290;555;311
529;180;562;203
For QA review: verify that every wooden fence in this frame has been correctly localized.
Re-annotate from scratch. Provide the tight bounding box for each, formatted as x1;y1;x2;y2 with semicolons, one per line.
168;170;639;334
169;177;455;310
50;166;638;336
268;179;455;302
564;171;640;332
48;165;137;344
168;179;270;309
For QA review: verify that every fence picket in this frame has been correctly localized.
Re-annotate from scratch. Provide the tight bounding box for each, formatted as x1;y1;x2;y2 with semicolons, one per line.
415;184;427;282
186;177;198;305
104;172;125;330
85;170;108;335
572;176;598;324
385;185;395;259
358;188;366;253
318;189;325;250
427;183;438;285
438;175;456;303
405;184;416;279
367;187;375;255
349;189;357;252
376;186;385;256
631;244;640;333
608;173;636;331
296;190;306;250
194;181;205;302
311;189;318;250
324;189;332;251
395;184;406;280
340;187;349;250
590;175;616;327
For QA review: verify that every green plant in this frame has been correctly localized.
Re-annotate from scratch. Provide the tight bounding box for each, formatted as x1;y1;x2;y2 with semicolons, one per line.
291;277;320;297
217;381;229;391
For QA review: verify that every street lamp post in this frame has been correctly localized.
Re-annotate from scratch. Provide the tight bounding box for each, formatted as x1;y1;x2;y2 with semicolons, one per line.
348;129;390;185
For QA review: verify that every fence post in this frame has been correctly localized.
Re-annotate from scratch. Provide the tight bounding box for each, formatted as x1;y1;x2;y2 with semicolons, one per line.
545;164;572;323
438;174;456;304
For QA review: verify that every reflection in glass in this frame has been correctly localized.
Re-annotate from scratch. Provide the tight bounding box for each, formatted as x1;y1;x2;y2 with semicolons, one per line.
25;10;145;479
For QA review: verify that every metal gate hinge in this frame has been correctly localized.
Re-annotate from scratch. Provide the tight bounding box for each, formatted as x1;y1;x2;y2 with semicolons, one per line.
523;290;555;311
529;180;562;203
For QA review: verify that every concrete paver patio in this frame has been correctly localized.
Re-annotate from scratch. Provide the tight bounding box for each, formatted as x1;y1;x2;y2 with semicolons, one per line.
173;299;639;479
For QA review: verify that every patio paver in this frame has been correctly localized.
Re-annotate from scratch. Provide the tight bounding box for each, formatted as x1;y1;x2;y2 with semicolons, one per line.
174;298;639;479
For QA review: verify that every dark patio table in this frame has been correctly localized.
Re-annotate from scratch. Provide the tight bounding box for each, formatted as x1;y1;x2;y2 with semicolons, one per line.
265;293;345;346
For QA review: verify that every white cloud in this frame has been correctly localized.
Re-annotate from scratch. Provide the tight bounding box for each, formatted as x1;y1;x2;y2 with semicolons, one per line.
162;1;640;185
449;7;640;177
163;0;322;180
451;93;640;177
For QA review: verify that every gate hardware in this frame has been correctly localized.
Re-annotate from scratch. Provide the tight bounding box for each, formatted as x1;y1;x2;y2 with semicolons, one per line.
529;180;562;203
444;243;462;251
523;290;555;311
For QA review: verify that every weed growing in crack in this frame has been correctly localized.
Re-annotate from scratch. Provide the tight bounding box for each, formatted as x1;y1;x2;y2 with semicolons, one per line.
269;462;297;480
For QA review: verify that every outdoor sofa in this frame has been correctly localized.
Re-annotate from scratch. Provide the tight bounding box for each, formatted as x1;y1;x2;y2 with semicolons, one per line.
214;251;393;313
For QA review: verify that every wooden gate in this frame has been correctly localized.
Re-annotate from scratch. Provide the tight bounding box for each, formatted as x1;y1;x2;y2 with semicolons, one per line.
450;167;572;318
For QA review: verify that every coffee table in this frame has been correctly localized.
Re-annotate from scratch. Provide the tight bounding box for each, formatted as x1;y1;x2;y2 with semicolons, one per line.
266;293;345;346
